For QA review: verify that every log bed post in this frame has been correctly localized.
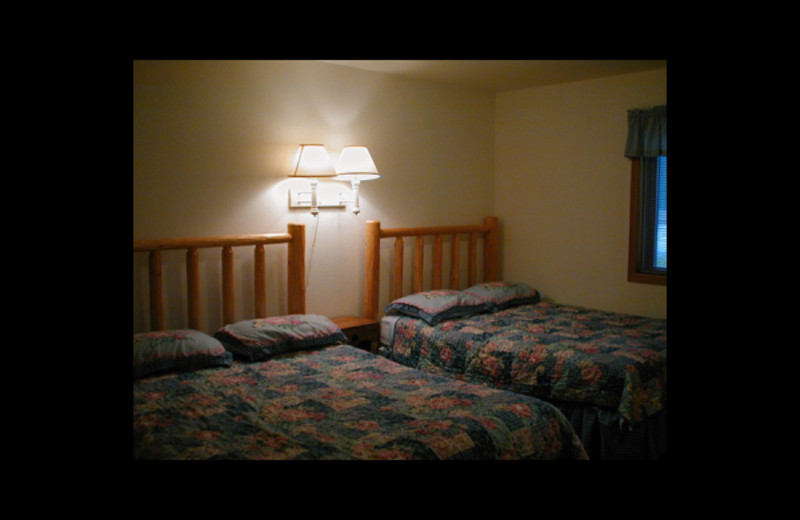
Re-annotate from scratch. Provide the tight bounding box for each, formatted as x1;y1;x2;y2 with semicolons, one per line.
449;233;460;289
148;250;164;331
413;236;424;294
393;237;404;301
365;220;381;321
287;223;306;315
254;244;266;318
186;248;201;329
221;246;235;325
484;216;499;282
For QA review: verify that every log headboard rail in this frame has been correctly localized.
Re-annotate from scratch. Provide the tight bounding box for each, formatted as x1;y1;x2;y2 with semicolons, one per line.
134;223;306;331
364;216;498;320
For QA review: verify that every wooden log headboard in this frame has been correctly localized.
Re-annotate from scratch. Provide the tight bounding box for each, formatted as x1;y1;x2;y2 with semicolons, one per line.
364;216;499;320
133;223;306;332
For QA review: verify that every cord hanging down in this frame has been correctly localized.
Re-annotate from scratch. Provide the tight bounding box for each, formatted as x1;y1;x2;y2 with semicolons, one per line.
305;212;321;288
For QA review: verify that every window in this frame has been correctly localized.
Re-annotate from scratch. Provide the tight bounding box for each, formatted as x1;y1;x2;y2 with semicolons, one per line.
628;156;667;285
624;104;666;285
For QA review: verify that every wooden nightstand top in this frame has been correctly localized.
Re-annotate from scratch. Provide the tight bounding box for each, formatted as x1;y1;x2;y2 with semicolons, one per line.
331;316;380;354
330;316;379;329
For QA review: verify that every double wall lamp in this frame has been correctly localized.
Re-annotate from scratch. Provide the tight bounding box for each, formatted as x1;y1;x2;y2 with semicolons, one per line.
289;144;380;215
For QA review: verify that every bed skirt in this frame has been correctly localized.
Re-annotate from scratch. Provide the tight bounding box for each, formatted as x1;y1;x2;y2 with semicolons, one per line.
555;402;667;460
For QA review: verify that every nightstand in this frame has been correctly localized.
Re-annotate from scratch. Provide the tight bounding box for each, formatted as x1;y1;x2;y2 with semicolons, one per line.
331;316;380;354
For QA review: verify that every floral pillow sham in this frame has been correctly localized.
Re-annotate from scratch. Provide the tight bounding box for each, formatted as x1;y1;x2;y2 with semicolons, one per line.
214;314;347;361
133;329;233;379
384;289;493;325
385;282;541;324
464;281;540;310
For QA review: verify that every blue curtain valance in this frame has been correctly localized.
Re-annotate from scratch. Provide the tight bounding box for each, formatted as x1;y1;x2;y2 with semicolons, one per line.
624;104;666;158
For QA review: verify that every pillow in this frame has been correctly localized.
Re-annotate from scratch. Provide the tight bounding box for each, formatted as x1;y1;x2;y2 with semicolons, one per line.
384;289;492;325
133;329;233;379
464;281;541;310
213;314;347;361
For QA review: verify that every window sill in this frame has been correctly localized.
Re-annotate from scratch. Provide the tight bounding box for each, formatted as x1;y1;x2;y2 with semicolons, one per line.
628;271;667;285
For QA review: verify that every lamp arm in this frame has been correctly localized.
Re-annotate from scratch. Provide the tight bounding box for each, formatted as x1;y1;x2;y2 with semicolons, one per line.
350;179;361;215
310;178;320;216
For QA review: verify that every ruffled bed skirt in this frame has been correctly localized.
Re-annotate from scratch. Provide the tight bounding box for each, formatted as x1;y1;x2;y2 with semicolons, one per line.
555;403;667;460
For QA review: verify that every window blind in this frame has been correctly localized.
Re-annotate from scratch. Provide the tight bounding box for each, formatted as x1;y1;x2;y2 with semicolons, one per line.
655;156;667;269
641;156;667;273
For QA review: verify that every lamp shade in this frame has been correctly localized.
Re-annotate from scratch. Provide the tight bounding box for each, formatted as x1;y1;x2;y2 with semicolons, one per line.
334;146;380;181
291;144;335;177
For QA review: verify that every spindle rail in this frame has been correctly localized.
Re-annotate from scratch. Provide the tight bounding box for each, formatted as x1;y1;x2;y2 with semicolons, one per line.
134;224;305;331
364;217;498;321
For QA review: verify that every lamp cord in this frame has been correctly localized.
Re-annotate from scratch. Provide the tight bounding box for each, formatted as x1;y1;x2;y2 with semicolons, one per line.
306;213;320;289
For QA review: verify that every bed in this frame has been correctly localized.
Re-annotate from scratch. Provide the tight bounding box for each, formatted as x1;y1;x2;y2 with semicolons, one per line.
133;223;587;460
364;217;667;460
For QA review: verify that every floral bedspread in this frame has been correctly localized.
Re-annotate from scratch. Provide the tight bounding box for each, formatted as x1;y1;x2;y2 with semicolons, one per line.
133;345;587;460
384;302;666;425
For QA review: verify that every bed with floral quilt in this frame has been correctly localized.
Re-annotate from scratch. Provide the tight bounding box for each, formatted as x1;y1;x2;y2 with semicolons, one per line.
133;315;588;460
379;283;667;459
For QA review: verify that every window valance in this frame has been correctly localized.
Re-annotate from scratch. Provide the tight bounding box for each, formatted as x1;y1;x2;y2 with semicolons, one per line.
624;104;666;158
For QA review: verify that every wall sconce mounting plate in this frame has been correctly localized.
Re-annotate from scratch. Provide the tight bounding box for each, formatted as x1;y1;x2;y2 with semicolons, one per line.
288;189;346;210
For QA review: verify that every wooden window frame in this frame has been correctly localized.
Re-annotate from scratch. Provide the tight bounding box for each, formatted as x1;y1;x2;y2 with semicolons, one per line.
628;158;667;286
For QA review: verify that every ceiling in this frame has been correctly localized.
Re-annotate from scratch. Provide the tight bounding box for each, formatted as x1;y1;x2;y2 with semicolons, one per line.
319;60;666;92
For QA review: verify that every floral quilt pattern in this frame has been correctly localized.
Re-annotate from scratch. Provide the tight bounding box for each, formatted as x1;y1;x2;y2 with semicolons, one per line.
384;302;666;425
133;345;587;460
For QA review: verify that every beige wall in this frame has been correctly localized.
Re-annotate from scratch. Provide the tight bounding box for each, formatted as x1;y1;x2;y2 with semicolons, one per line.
133;60;495;332
134;61;667;333
495;69;667;318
